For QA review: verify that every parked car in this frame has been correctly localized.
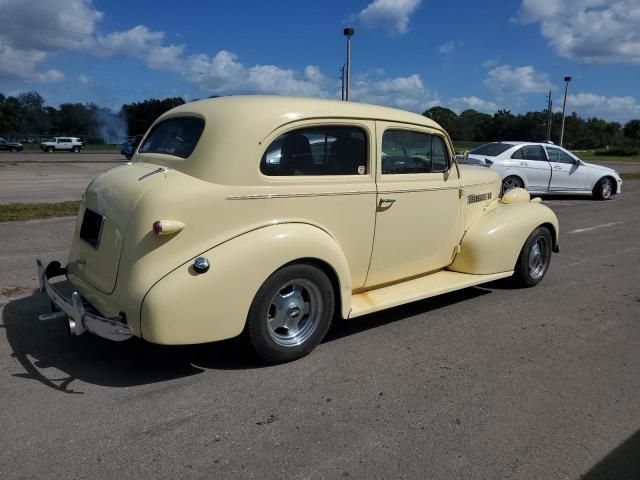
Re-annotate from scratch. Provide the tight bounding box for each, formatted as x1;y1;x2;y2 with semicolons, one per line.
465;141;622;200
0;138;23;152
40;137;84;153
36;96;559;363
120;135;143;160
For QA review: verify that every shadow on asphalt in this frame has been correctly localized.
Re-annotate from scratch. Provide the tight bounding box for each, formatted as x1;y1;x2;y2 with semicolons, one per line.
581;429;640;480
3;285;491;394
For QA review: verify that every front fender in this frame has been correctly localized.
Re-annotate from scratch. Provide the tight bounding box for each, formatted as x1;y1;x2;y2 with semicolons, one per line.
140;223;352;345
449;201;559;275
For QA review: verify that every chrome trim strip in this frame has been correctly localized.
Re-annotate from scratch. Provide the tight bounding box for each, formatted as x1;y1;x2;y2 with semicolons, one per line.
138;167;168;181
226;190;377;200
378;186;460;194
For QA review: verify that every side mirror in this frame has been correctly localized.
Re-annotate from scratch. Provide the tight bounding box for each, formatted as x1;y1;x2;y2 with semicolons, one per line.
485;157;494;167
462;150;469;163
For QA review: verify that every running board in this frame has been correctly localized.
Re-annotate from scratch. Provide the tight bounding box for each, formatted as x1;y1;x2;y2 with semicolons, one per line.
349;270;513;318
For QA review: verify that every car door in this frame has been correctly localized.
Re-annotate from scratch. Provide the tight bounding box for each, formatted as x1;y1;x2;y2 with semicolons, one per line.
509;145;551;191
57;138;69;150
545;146;589;192
365;123;462;287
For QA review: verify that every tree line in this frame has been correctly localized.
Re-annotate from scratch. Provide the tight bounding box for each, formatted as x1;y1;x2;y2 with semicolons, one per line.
2;90;639;149
0;91;185;143
423;106;640;150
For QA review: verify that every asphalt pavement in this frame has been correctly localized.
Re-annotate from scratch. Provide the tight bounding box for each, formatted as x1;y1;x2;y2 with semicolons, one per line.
0;182;639;479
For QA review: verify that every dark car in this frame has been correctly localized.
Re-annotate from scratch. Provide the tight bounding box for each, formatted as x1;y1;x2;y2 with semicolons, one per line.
120;135;143;160
0;138;23;152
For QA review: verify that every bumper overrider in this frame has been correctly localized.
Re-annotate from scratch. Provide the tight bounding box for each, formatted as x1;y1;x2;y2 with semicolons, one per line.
36;258;133;341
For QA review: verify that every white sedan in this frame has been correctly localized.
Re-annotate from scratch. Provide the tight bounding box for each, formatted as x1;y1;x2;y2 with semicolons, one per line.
465;141;622;200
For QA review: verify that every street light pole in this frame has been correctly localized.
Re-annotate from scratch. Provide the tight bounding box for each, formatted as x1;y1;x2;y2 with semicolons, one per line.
546;90;553;142
343;28;354;101
560;76;572;147
340;65;345;101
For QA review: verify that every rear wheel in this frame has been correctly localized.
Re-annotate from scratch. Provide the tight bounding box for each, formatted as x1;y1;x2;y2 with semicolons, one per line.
512;227;552;287
72;146;80;153
246;263;335;364
502;176;523;195
593;177;614;200
47;146;54;153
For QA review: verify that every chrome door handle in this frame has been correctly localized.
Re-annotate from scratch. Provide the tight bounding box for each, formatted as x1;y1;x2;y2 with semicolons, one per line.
379;198;396;206
520;162;527;166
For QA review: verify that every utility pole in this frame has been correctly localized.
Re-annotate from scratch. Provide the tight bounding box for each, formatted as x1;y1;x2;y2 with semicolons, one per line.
343;28;354;101
560;76;572;147
545;90;553;142
340;65;345;101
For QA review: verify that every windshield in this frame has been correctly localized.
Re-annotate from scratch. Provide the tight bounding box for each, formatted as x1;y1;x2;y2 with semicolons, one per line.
139;117;205;159
469;143;513;157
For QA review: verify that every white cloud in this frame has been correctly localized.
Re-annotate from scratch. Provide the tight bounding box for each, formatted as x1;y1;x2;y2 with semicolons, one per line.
562;93;640;122
450;96;499;114
517;0;640;63
0;42;64;83
481;57;500;69
484;65;552;95
357;0;422;35
351;73;439;112
97;25;164;56
438;41;458;55
78;74;90;85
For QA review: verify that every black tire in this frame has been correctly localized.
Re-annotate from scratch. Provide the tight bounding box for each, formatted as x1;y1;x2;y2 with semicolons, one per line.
593;177;614;200
72;146;80;153
501;176;523;195
512;227;553;287
246;263;335;364
47;146;54;153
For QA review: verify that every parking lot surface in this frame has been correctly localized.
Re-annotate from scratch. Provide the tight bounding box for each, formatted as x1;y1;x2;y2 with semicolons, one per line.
1;182;639;479
0;154;122;204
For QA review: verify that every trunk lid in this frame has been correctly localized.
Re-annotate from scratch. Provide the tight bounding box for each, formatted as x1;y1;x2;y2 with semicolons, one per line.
67;163;166;294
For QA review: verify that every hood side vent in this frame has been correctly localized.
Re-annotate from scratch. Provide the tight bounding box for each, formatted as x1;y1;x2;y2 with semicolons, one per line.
467;192;493;204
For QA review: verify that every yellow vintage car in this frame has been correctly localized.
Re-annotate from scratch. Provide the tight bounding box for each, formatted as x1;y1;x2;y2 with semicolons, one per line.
37;96;559;363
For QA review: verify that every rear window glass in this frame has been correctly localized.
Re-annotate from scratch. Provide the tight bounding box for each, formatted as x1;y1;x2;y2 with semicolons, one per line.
139;117;204;159
469;143;513;157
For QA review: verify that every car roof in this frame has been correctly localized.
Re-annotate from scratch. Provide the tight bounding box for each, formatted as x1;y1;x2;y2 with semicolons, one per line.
161;95;444;132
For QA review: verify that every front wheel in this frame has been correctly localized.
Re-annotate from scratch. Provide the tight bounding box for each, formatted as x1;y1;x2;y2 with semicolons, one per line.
47;146;54;153
246;263;335;364
502;176;523;195
593;177;614;200
72;146;80;153
512;227;553;287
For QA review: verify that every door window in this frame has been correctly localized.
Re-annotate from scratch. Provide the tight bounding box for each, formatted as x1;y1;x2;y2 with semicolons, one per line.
260;126;367;176
381;130;449;174
546;147;575;164
511;145;546;161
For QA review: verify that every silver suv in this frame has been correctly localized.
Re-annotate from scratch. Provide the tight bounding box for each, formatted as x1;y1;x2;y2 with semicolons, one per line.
40;137;84;153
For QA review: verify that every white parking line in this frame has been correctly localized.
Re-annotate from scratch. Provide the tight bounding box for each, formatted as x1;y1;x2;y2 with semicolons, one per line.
568;222;624;234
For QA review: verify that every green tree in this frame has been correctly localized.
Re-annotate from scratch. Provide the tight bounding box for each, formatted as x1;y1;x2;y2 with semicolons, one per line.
121;97;186;134
623;119;640;146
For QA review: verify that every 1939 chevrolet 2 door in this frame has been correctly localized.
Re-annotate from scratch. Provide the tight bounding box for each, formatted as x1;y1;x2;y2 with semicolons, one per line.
37;96;560;363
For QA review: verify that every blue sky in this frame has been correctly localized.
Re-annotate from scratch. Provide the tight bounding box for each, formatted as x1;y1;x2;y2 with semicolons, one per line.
1;0;639;122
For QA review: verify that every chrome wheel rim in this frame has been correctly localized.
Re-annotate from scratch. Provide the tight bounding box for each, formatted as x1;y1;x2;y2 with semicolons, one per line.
601;178;612;199
528;236;550;280
266;279;322;347
502;177;521;194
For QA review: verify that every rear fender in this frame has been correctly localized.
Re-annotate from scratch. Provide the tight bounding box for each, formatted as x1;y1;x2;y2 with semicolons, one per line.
449;200;559;275
140;223;352;345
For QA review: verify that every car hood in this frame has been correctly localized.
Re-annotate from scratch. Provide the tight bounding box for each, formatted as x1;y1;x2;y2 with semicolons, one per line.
459;164;501;186
580;161;620;177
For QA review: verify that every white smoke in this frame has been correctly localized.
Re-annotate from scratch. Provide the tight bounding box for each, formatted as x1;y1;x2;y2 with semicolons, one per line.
94;109;128;144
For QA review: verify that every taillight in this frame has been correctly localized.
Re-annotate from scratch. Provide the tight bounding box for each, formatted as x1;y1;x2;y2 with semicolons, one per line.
152;220;185;236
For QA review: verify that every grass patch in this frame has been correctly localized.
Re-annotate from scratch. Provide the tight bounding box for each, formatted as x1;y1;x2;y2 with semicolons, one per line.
621;172;640;180
574;151;640;163
0;201;80;222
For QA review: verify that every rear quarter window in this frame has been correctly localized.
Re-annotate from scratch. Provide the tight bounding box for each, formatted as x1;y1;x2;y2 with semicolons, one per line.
139;117;205;159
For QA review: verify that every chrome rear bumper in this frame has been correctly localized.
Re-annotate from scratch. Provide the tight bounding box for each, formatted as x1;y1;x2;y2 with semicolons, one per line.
36;258;133;341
